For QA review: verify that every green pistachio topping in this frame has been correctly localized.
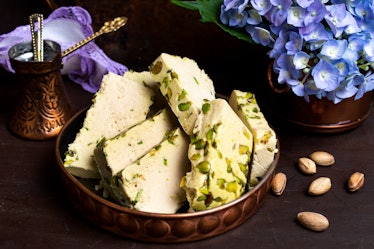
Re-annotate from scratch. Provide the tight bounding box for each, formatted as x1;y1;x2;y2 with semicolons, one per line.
239;145;250;155
239;162;248;174
165;87;172;101
226;181;238;193
217;178;226;189
190;153;201;160
150;61;162;75
178;102;191;111
178;89;187;101
197;161;210;174
194;139;206;150
170;70;178;79
202;102;211;114
193;76;199;84
206;128;215;141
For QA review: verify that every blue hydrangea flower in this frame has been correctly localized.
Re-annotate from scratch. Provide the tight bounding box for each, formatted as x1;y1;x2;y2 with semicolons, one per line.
216;0;374;103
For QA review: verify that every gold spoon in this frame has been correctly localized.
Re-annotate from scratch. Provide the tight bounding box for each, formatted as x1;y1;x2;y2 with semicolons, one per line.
61;16;128;58
29;13;44;61
14;16;128;62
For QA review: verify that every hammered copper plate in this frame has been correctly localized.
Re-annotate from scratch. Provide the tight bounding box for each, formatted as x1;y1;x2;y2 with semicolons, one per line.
55;108;280;243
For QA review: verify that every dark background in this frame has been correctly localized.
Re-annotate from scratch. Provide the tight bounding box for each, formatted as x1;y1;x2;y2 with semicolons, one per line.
0;1;373;249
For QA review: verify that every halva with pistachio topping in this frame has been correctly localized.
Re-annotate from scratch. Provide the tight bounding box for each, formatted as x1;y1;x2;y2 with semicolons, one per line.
64;72;154;179
94;108;178;200
123;70;168;112
111;127;190;214
182;99;253;211
149;53;216;135
229;90;277;187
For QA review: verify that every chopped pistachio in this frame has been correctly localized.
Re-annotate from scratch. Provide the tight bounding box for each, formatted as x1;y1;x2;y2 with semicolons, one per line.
190;153;201;161
178;102;191;111
206;128;215;141
170;70;178;79
226;181;238;193
150;61;162;75
197;161;210;174
193;76;199;84
239;145;250;155
202;102;211;114
193;139;206;150
178;89;187;101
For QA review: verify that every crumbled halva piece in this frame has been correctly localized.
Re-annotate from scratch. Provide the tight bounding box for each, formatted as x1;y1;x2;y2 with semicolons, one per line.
182;99;253;211
64;72;154;178
123;70;159;90
229;90;277;187
94;108;178;200
149;53;216;135
123;70;168;113
111;127;190;214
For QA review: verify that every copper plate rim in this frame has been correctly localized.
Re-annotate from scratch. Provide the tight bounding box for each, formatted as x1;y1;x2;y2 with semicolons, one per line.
55;107;280;241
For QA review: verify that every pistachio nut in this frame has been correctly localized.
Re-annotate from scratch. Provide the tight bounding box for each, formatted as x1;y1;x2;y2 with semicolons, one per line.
308;177;331;196
309;151;335;166
271;172;287;196
297;211;329;232
347;172;364;192
298;157;317;175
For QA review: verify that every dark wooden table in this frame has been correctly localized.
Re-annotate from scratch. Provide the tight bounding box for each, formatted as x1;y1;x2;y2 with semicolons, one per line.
1;1;373;248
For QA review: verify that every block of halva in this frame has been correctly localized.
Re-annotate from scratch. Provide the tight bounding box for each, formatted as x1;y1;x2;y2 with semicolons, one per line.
64;72;154;178
182;99;253;211
122;70;168;116
94;108;178;200
149;53;216;135
229;90;277;187
111;127;190;214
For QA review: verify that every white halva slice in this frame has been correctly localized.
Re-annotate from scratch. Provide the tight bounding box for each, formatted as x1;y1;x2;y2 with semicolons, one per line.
94;108;178;200
64;72;154;178
123;70;159;90
123;70;168;113
182;99;253;211
112;127;190;214
150;53;216;135
229;90;277;187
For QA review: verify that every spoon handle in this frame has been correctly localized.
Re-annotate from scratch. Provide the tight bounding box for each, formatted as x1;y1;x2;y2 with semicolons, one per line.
29;13;44;61
61;16;128;58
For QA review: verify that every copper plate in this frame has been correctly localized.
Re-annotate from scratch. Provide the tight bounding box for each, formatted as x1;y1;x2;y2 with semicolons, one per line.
55;108;280;243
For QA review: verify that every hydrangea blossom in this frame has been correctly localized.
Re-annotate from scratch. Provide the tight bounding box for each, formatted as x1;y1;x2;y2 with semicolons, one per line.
219;0;374;103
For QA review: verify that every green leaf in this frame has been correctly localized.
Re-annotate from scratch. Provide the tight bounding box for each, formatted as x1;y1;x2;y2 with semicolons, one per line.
171;0;254;43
